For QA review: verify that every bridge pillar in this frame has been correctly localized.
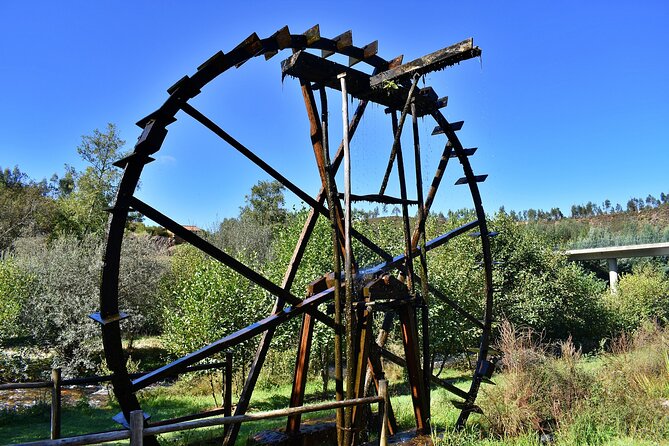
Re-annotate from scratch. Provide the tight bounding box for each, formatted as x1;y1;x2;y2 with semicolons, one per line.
607;258;618;294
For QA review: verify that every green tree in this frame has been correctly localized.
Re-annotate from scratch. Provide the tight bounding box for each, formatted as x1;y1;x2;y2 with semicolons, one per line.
54;123;127;237
0;165;56;250
239;180;287;226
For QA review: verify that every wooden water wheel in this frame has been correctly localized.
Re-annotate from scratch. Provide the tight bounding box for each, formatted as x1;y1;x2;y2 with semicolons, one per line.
95;25;495;445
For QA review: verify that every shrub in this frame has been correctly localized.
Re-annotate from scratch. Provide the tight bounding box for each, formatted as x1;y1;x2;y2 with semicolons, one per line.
11;235;103;373
480;321;669;444
161;245;272;384
426;214;485;359
607;264;669;332
563;322;669;444
0;258;34;342
491;213;608;344
117;234;170;337
6;234;169;374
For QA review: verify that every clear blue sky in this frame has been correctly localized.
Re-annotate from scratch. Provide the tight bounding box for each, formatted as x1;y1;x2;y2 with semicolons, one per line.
1;1;667;228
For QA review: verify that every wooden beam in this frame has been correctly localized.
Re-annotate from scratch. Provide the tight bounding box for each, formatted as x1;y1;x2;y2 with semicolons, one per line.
370;38;481;88
282;50;439;117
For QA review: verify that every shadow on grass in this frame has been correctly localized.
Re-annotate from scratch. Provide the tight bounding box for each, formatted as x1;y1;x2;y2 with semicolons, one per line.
128;345;172;372
0;394;217;445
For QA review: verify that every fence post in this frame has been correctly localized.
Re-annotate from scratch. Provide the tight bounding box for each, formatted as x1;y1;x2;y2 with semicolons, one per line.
223;351;233;436
50;368;62;440
130;410;144;446
378;379;389;446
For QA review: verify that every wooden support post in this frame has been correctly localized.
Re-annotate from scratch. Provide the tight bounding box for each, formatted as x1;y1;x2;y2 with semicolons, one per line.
286;292;318;433
223;351;232;437
50;368;62;440
378;380;389;446
351;305;372;435
411;101;431;421
398;305;429;433
286;277;327;434
340;71;355;446
368;345;397;435
318;86;346;446
130;410;144;446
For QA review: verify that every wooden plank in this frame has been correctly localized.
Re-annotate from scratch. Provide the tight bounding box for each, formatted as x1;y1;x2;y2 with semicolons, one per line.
322;30;352;57
432;121;464;135
450;147;477;158
455;174;487;185
303;24;321;45
369;38;481;88
232;32;262;68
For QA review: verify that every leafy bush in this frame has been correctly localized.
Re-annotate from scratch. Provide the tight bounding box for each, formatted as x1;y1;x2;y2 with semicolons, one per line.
161;245;272;383
425;213;485;358
0;258;34;342
491;213;608;343
11;235;103;373
117;234;170;337
607;264;669;332
423;212;608;353
4;234;169;374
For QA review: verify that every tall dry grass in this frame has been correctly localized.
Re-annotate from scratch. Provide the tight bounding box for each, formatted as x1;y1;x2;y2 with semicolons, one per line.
480;321;593;438
479;320;669;444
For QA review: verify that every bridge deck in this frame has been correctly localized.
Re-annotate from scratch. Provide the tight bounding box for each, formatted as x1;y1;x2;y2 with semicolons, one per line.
565;242;669;260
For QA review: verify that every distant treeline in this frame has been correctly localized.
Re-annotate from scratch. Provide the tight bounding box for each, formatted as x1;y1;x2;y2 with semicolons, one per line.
499;193;669;222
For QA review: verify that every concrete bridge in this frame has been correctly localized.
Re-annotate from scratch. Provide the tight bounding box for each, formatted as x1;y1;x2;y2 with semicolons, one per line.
565;242;669;292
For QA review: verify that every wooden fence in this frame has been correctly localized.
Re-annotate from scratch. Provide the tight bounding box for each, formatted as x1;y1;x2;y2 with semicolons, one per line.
10;380;389;446
0;352;232;441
